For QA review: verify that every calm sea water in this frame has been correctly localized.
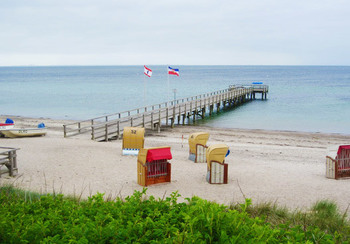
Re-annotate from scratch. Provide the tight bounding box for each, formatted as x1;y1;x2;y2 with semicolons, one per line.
0;65;349;135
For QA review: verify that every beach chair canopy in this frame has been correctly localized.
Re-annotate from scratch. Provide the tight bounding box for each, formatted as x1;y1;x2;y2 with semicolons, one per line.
138;147;172;165
188;132;210;154
123;127;145;150
206;144;229;169
336;145;350;160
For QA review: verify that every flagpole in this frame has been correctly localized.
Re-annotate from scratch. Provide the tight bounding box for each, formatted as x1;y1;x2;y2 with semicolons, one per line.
167;66;170;103
144;72;146;106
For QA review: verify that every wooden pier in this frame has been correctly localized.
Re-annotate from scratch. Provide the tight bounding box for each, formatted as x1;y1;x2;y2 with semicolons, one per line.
63;85;268;141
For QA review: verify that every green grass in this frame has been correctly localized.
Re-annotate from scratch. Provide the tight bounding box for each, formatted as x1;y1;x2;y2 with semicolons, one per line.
230;199;350;241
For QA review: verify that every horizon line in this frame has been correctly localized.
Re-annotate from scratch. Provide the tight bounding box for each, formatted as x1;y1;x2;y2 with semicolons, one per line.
1;64;349;68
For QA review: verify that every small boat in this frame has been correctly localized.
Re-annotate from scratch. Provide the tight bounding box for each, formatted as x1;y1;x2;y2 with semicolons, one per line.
0;118;14;130
1;123;47;138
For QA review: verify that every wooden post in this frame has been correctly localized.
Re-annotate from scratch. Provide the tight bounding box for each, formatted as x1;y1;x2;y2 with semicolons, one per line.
117;120;120;139
143;114;145;128
12;150;18;176
131;117;133;127
105;123;108;141
91;119;95;140
63;125;67;137
190;102;192;117
184;104;187;122
151;112;154;130
8;151;14;176
166;107;169;126
172;106;176;127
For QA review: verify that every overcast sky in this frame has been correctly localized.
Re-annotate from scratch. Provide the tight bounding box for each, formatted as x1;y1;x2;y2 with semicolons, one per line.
1;0;349;66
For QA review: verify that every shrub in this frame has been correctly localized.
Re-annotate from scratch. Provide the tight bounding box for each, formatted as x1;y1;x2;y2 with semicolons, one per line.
0;187;344;243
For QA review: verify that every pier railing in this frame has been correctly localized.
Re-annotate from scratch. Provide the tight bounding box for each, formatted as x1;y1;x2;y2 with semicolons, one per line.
63;85;268;141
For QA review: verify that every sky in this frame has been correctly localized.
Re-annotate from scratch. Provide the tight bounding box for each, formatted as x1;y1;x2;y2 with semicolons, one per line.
1;0;350;66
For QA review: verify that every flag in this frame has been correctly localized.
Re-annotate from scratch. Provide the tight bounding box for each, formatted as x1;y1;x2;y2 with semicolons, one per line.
144;65;152;77
168;66;179;76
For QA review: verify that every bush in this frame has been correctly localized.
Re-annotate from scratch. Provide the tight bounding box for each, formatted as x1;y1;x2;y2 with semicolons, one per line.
0;187;344;243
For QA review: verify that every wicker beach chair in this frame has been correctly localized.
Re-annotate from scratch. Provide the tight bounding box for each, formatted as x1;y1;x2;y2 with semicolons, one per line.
326;145;350;179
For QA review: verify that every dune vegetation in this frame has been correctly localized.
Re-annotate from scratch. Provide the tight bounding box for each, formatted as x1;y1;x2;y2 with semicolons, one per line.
1;185;349;243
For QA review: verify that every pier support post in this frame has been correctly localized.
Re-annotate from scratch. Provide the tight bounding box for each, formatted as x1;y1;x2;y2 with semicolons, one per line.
166;108;169;126
173;106;176;125
151;113;154;131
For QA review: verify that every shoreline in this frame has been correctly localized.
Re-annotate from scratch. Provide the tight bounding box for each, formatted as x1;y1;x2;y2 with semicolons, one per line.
2;114;350;138
1;115;350;212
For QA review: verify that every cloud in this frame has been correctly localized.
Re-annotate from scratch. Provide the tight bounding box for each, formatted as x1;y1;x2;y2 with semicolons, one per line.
1;0;350;65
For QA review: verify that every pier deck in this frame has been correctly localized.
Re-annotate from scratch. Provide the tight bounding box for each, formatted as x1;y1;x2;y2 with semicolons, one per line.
63;85;268;141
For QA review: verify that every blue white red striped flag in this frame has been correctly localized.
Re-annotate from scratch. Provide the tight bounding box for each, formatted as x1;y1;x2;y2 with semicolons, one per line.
168;66;179;76
144;65;152;77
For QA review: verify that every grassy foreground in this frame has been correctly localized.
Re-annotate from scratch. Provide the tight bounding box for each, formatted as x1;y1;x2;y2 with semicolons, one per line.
0;186;349;243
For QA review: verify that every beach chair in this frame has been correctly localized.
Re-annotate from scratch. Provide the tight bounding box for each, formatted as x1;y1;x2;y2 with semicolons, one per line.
206;144;229;184
122;127;145;156
326;145;350;179
137;147;172;186
188;132;209;163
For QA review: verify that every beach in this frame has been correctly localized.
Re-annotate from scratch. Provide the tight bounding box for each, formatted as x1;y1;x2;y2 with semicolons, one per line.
1;115;350;212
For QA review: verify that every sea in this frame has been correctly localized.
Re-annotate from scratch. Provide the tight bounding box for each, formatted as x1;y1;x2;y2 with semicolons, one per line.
0;65;349;135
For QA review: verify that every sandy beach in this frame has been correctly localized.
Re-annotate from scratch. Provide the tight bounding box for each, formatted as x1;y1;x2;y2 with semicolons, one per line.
1;115;350;212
